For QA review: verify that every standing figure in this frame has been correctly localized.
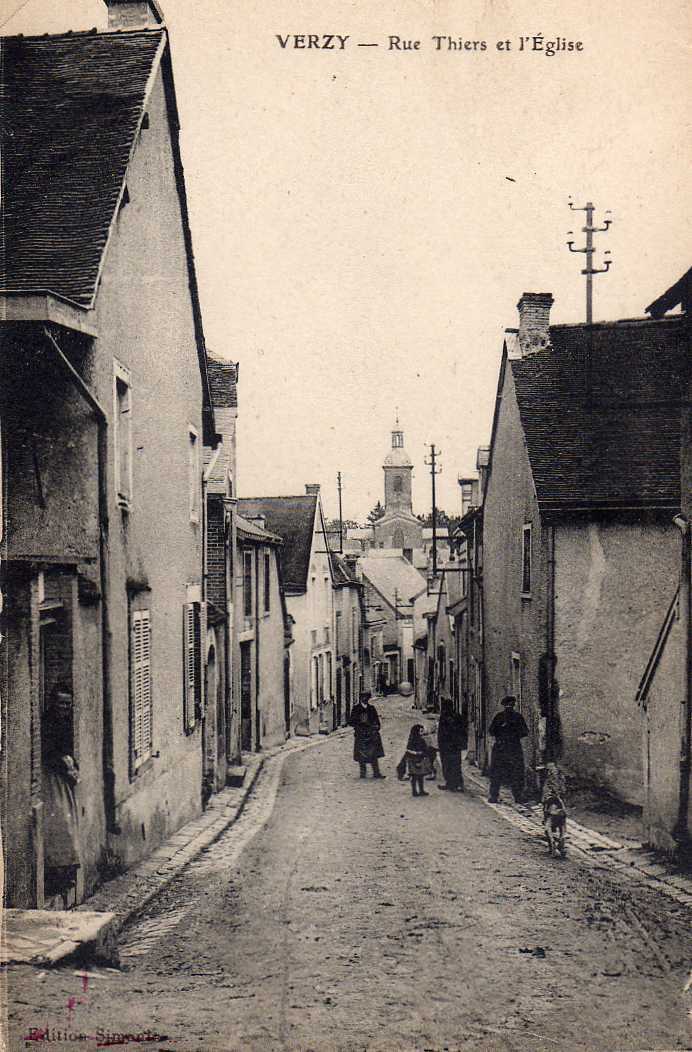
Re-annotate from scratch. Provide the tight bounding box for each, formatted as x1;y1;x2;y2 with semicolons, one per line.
437;698;467;792
404;724;432;797
488;695;529;803
42;683;81;900
349;691;386;779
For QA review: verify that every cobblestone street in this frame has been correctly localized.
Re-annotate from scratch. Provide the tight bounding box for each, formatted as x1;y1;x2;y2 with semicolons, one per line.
6;697;692;1051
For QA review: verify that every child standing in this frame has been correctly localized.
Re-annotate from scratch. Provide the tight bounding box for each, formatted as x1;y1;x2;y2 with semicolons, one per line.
405;724;432;797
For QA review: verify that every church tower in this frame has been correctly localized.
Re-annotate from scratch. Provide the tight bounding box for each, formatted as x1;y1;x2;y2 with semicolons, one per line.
383;421;413;515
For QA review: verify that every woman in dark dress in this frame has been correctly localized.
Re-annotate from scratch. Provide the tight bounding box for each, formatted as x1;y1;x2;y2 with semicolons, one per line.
42;684;81;898
349;692;385;778
437;697;467;792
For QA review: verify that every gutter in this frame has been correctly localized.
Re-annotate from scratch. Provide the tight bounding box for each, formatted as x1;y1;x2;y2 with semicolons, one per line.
43;328;119;834
673;514;691;846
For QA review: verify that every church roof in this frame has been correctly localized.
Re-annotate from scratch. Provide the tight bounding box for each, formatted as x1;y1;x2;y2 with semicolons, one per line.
384;447;413;468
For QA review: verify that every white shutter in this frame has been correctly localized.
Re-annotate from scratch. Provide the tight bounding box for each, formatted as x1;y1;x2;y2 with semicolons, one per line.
181;605;195;727
132;610;152;769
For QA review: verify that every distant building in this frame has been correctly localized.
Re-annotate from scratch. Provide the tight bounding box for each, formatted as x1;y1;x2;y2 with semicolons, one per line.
372;423;423;556
331;554;364;725
357;554;427;691
238;487;335;735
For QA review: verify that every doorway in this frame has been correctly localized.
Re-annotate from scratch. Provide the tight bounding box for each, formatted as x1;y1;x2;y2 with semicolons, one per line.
336;669;342;728
240;642;252;752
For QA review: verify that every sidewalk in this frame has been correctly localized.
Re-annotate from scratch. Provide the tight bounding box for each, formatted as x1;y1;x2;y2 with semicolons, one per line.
1;730;347;968
464;765;692;910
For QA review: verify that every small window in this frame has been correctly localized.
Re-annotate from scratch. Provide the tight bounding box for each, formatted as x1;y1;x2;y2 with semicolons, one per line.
188;427;200;523
131;609;152;769
393;475;402;493
183;601;201;732
113;361;132;508
243;551;253;618
263;551;271;613
521;524;532;596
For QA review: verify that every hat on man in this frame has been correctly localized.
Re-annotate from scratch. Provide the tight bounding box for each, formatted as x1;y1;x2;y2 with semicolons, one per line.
501;695;517;707
359;691;371;705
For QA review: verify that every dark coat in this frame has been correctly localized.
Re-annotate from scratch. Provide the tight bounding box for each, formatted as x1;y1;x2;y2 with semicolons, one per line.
489;708;528;776
349;702;385;762
437;710;467;754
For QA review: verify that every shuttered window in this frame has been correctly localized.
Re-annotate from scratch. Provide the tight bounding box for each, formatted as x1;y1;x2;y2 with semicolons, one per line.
131;610;152;770
183;601;201;732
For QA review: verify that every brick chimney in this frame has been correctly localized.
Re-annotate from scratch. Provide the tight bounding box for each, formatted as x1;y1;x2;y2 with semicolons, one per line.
517;293;554;357
103;0;164;29
305;484;320;496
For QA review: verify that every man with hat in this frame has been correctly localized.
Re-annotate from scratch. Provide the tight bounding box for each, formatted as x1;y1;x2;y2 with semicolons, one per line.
488;695;529;803
349;691;386;779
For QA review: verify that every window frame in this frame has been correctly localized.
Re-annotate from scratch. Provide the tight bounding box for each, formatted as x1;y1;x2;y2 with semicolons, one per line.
188;425;200;524
263;550;271;614
113;360;133;509
183;601;201;733
243;549;253;619
521;523;532;597
130;607;153;773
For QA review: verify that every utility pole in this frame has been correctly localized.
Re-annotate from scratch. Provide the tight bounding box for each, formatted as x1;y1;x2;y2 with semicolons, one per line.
337;471;343;553
424;443;442;576
567;200;612;325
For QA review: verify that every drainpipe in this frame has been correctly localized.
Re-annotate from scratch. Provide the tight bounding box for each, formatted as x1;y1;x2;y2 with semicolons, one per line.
254;545;261;751
673;514;691;847
43;328;119;834
546;524;557;762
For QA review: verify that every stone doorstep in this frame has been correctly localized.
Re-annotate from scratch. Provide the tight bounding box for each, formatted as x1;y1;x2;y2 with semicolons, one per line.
464;767;692;906
1;910;117;967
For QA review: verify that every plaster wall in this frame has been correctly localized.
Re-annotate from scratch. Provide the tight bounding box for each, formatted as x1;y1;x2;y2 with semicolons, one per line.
555;519;680;805
84;68;206;864
483;362;547;777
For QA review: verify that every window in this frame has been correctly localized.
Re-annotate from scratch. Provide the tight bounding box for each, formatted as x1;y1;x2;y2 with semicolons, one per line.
351;608;357;655
113;361;132;508
188;427;200;523
263;551;271;613
183;602;201;732
243;551;253;618
393;475;402;493
326;652;333;698
335;610;343;654
521;524;532;596
131;609;152;769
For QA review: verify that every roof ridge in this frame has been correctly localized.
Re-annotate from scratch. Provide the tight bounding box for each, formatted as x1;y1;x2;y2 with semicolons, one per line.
2;26;165;42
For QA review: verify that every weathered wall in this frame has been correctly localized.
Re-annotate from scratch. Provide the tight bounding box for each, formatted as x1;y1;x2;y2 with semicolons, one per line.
85;67;206;865
483;361;547;780
643;609;686;853
258;547;287;748
555;518;680;805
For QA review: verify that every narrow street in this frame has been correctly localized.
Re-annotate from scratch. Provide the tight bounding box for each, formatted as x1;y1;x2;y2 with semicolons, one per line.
8;696;692;1052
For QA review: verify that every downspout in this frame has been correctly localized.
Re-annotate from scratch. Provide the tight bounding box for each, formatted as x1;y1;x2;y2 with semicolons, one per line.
673;514;691;846
43;328;119;833
254;544;261;751
546;524;557;762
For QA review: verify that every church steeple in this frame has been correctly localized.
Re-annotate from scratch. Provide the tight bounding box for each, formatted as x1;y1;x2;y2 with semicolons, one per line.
383;416;413;515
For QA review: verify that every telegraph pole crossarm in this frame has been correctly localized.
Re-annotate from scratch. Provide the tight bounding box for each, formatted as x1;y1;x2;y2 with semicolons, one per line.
566;199;613;325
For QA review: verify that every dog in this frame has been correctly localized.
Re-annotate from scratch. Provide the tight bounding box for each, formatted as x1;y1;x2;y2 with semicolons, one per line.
543;794;567;857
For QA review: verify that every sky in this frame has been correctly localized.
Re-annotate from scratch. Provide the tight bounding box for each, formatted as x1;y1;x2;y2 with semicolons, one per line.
3;0;691;522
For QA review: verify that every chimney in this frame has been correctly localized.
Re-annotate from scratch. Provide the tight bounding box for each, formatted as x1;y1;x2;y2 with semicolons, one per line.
517;292;554;357
305;484;320;496
103;0;164;29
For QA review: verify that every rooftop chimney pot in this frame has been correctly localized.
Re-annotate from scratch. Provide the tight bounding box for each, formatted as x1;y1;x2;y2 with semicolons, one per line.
305;484;321;496
103;0;164;29
517;292;554;357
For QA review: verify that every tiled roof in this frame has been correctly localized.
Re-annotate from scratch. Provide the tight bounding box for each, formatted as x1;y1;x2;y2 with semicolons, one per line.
207;355;238;408
332;553;360;586
238;496;318;593
359;555;427;610
0;28;165;306
510;316;685;510
235;513;281;545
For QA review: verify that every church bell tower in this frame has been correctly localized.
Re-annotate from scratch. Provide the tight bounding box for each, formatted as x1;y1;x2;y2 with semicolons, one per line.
383;420;413;515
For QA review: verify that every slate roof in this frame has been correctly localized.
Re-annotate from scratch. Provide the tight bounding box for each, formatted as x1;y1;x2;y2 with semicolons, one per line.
359;554;427;611
237;496;318;593
207;355;238;408
235;513;282;546
0;28;165;305
509;316;685;511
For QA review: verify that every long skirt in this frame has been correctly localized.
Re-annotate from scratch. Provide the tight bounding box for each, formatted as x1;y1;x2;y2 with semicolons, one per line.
43;770;80;870
440;749;464;789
